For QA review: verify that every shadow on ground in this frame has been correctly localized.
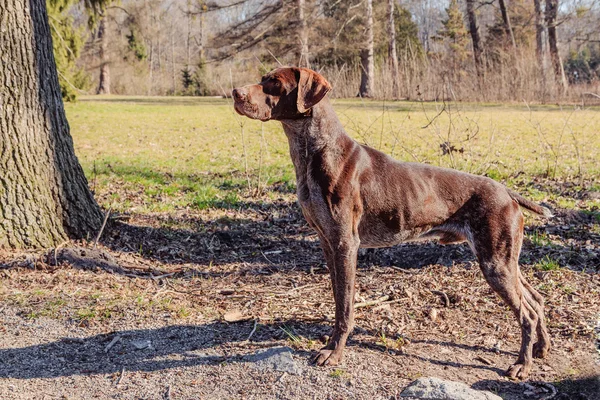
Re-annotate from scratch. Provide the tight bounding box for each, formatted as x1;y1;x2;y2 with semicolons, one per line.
473;376;600;400
0;320;515;380
94;196;599;275
1;320;597;398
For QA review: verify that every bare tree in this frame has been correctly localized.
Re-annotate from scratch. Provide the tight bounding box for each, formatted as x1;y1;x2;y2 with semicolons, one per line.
359;0;375;98
546;0;568;90
534;0;545;67
387;0;400;99
296;0;309;67
498;0;517;51
96;17;110;94
0;0;103;248
466;0;483;75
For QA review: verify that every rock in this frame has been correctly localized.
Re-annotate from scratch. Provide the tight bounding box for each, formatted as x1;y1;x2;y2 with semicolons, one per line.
244;346;302;375
223;309;250;322
131;339;152;350
400;377;502;400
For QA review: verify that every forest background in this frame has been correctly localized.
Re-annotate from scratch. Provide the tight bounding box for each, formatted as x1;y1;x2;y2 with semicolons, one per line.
50;0;600;103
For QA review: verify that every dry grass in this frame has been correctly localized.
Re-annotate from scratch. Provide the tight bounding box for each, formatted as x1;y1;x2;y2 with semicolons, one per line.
69;96;600;214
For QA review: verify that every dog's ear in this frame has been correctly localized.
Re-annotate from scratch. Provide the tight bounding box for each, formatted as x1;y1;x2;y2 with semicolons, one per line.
297;68;332;113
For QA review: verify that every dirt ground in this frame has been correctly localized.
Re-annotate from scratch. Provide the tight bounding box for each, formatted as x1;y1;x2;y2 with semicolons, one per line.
1;186;599;400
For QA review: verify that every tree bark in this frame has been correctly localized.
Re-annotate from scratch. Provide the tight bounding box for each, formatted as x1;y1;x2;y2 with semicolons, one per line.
96;18;110;94
0;0;103;249
546;0;568;90
466;0;483;75
359;0;374;98
498;0;517;51
296;0;309;67
387;0;399;99
534;0;545;67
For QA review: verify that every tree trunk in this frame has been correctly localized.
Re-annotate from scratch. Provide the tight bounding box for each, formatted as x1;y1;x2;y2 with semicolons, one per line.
171;19;176;94
498;0;517;51
186;0;191;66
296;0;309;68
387;0;399;99
359;0;374;98
466;0;483;75
96;18;110;94
534;0;545;67
546;0;568;90
0;0;103;249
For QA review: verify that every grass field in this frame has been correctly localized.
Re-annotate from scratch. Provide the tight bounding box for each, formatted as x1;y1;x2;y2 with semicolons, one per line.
68;96;600;214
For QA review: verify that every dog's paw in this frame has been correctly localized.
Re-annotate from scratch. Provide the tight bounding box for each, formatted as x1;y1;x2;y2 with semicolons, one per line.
533;341;550;359
313;348;343;366
506;362;532;380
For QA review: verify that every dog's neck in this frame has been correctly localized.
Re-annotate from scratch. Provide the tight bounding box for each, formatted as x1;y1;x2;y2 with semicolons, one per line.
279;98;355;196
280;97;351;152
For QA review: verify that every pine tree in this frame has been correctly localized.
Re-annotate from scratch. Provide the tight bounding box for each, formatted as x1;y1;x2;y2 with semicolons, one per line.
436;0;470;65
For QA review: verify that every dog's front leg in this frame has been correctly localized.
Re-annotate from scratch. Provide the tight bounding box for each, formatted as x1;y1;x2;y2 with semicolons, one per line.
314;233;360;366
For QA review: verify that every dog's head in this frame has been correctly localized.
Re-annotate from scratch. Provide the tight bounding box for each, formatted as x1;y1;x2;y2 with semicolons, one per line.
232;67;332;121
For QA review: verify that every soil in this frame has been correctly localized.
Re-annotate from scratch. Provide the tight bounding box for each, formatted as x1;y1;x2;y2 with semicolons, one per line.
1;184;599;400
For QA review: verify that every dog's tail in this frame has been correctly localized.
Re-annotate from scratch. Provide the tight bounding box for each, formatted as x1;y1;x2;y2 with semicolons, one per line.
507;189;553;217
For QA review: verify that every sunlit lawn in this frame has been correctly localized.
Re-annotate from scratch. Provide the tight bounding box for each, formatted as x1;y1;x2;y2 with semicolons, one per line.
66;96;600;213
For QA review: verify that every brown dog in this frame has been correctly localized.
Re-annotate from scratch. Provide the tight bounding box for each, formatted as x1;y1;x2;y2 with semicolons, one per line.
232;67;552;379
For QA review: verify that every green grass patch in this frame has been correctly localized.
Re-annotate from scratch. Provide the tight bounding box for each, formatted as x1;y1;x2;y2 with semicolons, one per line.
329;369;346;379
75;307;97;321
527;230;553;247
66;97;600;213
534;255;561;271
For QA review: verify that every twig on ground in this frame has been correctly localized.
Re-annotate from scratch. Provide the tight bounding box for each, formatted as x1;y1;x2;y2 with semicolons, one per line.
275;372;285;384
246;319;259;341
355;295;390;309
104;335;121;353
53;240;70;268
150;272;177;280
430;290;450;307
538;382;558;400
286;283;324;294
474;355;493;365
116;367;125;385
94;208;112;249
261;251;276;266
390;266;419;274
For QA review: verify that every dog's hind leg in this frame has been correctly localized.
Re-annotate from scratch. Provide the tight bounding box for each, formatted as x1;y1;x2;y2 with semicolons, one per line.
519;271;551;359
471;204;539;380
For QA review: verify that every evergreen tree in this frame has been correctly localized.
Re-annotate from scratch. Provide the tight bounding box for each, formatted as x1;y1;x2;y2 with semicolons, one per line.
436;0;470;64
47;0;91;101
181;66;194;94
126;29;148;61
395;5;423;58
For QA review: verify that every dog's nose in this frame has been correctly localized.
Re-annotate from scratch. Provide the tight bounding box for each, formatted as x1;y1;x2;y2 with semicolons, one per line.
232;88;247;101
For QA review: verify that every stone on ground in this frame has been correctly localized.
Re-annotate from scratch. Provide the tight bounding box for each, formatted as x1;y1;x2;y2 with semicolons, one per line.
244;346;302;375
400;377;502;400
